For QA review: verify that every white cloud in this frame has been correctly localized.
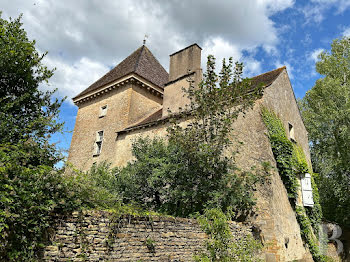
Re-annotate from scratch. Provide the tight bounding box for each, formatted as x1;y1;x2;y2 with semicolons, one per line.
244;58;262;77
1;0;294;102
309;48;324;62
311;0;350;13
201;37;262;77
301;5;325;24
343;27;350;36
258;0;295;14
41;56;109;103
303;0;350;23
202;37;242;68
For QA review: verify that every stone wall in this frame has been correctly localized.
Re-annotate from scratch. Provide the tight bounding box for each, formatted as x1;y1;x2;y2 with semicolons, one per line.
43;210;252;261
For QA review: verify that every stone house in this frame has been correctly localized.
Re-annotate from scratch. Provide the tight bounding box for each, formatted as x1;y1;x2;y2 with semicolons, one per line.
68;43;315;261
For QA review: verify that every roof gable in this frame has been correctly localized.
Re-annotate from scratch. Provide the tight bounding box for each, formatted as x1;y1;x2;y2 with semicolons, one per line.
74;45;169;99
251;66;285;88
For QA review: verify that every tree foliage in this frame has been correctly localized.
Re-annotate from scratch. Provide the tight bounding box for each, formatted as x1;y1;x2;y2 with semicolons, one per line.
168;56;263;156
0;145;82;261
0;14;74;261
117;137;265;218
300;36;350;227
0;13;63;163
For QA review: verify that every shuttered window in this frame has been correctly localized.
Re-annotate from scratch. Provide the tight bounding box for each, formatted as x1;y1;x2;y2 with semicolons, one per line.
301;173;314;207
93;131;104;156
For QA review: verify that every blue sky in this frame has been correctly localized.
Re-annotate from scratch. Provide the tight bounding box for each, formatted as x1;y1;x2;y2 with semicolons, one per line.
1;0;350;159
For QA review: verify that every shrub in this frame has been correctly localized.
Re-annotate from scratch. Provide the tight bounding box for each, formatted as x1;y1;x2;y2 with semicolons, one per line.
194;208;262;262
116;137;265;218
0;144;81;261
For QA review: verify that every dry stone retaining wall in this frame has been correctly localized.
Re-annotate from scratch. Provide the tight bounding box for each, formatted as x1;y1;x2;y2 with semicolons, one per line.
43;210;252;261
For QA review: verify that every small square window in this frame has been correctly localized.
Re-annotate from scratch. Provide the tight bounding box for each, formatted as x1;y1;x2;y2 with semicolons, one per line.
99;105;108;118
288;122;295;142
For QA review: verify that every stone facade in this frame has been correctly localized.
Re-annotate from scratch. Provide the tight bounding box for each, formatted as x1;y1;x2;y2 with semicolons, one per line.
43;210;252;261
68;81;162;171
67;43;320;261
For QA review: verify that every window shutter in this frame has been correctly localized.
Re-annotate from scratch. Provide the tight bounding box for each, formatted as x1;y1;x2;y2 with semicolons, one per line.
301;173;314;207
93;131;104;156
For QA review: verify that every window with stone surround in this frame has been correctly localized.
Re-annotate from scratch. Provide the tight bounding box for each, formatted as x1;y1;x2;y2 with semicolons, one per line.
99;105;108;118
93;130;104;156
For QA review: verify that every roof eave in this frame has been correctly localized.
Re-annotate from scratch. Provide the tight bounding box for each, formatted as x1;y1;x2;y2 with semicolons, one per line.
73;73;164;106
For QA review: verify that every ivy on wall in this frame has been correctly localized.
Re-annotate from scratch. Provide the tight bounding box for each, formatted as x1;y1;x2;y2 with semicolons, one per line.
261;107;300;199
261;107;326;262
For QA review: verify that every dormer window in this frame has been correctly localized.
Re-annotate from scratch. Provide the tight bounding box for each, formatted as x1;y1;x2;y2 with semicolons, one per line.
99;105;108;118
288;122;295;142
93;130;104;156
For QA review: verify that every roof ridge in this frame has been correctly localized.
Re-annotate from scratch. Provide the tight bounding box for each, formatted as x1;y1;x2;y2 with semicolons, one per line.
134;45;145;71
252;66;286;79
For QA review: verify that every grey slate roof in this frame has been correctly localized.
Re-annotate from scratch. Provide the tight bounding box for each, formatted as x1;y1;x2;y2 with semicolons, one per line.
74;45;169;100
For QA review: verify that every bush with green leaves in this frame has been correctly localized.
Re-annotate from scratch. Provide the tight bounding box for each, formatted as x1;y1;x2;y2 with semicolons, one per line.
194;208;262;262
0;149;135;261
0;144;82;261
64;162;121;210
116;137;265;218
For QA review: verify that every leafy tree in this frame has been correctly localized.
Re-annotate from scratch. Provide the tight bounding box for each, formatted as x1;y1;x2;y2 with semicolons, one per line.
117;137;263;218
0;14;76;261
300;36;350;227
0;13;63;165
116;57;266;218
168;56;263;157
0;145;81;261
64;162;121;209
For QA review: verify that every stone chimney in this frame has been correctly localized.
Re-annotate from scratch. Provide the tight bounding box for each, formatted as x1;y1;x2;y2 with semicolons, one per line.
162;44;202;117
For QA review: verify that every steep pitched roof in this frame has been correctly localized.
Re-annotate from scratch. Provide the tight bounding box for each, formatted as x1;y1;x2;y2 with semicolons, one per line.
74;45;169;99
251;66;285;88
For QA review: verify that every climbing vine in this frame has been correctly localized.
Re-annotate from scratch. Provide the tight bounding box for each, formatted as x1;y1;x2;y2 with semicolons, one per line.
260;108;299;199
261;107;326;262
